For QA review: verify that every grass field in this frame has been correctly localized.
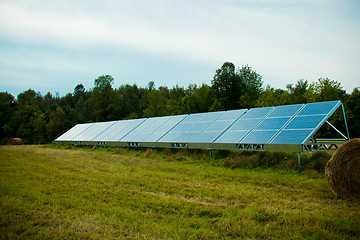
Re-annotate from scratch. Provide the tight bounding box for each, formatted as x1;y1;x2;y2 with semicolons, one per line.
1;145;359;239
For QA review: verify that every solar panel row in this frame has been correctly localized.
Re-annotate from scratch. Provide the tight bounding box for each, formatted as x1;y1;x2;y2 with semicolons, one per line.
56;100;342;146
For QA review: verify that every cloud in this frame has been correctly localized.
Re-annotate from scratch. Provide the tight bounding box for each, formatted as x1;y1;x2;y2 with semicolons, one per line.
0;0;359;96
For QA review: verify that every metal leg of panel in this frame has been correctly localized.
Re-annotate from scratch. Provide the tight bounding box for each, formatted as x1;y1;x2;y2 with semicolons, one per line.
298;152;301;170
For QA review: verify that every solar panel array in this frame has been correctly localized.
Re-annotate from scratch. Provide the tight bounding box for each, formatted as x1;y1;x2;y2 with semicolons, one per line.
55;100;342;151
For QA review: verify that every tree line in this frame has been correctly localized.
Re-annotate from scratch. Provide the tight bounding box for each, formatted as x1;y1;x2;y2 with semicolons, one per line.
1;62;359;144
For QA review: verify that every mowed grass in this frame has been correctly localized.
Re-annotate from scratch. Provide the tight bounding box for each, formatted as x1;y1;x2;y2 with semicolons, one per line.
1;145;359;239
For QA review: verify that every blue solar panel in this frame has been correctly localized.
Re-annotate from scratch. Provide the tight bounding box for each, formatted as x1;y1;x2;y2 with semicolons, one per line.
121;116;172;142
56;123;93;141
241;106;273;119
228;118;262;131
192;109;247;143
285;115;326;130
215;130;249;143
270;129;314;144
192;131;222;143
240;130;278;144
72;121;116;141
217;109;247;121
204;111;228;121
297;101;340;116
145;115;187;142
187;122;213;132
159;111;225;143
56;100;344;151
174;132;200;142
205;121;233;132
255;117;291;130
267;104;304;117
182;113;207;123
169;122;195;133
158;132;183;142
93;118;145;141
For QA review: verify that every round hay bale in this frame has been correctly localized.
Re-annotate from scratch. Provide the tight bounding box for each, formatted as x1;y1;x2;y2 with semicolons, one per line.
7;138;23;145
325;139;360;200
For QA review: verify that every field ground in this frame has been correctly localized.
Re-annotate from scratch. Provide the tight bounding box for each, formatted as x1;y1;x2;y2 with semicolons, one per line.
1;145;359;239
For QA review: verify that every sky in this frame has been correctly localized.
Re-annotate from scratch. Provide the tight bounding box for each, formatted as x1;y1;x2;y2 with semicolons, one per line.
0;0;359;97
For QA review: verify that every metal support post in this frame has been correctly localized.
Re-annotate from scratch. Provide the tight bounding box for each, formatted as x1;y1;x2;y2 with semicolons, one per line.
298;152;301;170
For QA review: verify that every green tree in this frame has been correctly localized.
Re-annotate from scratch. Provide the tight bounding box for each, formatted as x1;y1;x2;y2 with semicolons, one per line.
211;62;241;110
306;78;347;102
17;89;42;106
46;107;70;140
143;88;168;117
94;75;114;92
92;75;116;121
211;62;262;110
0;92;15;143
237;65;263;108
286;79;309;104
209;99;224;112
256;85;288;107
345;88;360;138
74;84;86;101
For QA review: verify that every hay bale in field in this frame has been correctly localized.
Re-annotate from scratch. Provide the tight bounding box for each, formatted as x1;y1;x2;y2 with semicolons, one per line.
325;139;360;200
7;138;23;145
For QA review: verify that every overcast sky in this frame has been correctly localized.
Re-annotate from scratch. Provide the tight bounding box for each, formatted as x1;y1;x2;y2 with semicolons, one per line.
1;0;359;97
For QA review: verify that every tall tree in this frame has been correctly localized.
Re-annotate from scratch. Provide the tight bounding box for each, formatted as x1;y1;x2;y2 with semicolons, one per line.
143;88;168;117
92;75;116;121
211;62;262;110
211;62;242;110
286;79;309;104
306;78;347;102
0;92;15;143
345;88;360;138
237;65;263;108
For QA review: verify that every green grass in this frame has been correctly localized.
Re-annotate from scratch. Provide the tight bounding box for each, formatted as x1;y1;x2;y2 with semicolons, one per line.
1;145;359;239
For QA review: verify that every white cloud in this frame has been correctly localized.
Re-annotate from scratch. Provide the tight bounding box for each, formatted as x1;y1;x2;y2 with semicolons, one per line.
0;0;359;96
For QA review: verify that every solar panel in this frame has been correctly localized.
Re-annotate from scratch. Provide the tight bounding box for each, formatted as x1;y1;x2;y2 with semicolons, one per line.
158;111;225;143
56;123;93;141
254;117;291;130
240;130;278;144
120;116;173;142
92;118;145;142
55;100;346;153
284;115;325;130
215;107;273;143
238;104;303;144
270;129;314;144
297;100;340;116
71;121;116;141
270;101;342;144
241;106;273;119
144;115;187;142
267;104;304;117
